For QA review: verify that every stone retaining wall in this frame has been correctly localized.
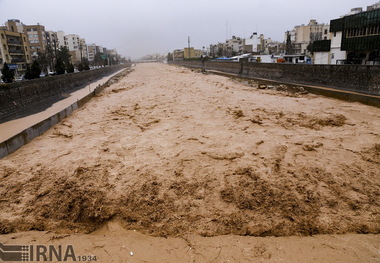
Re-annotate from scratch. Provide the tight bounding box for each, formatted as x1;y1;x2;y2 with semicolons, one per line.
0;63;130;121
171;61;380;95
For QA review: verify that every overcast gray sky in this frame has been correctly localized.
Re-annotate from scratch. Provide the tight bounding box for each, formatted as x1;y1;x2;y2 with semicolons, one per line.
0;0;378;59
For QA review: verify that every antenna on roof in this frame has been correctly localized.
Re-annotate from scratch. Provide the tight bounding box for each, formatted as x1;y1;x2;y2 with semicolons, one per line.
226;20;228;40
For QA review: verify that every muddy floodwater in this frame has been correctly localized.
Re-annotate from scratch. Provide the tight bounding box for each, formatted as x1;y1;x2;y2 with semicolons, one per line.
0;63;379;262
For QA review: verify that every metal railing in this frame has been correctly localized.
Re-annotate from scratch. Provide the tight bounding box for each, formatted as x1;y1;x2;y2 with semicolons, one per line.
7;40;22;45
11;59;25;63
9;50;24;54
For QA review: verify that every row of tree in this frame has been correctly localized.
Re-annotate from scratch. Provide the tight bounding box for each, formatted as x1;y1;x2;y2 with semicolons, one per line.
1;46;93;83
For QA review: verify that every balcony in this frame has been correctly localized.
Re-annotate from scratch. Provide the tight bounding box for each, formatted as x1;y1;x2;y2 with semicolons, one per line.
9;49;24;54
7;40;22;46
11;58;26;63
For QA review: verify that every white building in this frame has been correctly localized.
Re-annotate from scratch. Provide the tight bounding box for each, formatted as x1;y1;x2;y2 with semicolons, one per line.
244;33;260;53
330;31;346;65
56;31;67;48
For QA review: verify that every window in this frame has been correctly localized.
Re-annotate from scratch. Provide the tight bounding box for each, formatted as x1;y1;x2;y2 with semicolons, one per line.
1;33;4;39
346;26;380;38
3;44;6;50
324;29;328;34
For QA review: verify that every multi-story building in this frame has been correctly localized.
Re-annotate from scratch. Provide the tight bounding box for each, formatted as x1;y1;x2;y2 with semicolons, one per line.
243;33;277;54
209;33;282;58
45;31;59;71
55;33;88;64
244;33;260;53
5;19;46;59
45;31;59;52
0;27;32;74
96;45;103;54
183;47;203;59
225;36;244;56
286;19;330;55
87;43;97;62
107;49;119;64
56;31;68;49
172;49;184;60
331;5;380;64
209;43;225;57
4;19;24;34
65;34;81;64
23;24;46;58
313;4;380;65
79;38;88;62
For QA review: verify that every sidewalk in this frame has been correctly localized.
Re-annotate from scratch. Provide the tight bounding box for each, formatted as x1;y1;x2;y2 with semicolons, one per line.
0;69;125;143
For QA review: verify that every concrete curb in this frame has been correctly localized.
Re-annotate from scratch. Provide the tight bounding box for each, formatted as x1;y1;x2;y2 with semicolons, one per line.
0;68;129;159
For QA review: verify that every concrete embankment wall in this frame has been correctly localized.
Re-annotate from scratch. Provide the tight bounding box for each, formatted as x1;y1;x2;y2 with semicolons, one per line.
0;63;130;121
0;67;129;159
171;61;380;95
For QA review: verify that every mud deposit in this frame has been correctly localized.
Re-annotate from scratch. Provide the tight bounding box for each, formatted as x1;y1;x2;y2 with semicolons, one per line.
0;63;379;262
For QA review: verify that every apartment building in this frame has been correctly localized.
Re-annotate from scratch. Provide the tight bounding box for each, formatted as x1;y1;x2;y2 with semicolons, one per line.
44;31;60;71
0;27;32;74
55;33;87;64
79;38;88;61
286;19;330;54
172;49;184;60
5;19;47;59
57;31;68;48
65;34;81;64
243;33;277;54
24;24;46;58
244;33;260;53
225;36;244;56
87;43;97;61
4;19;24;33
183;47;203;59
45;31;59;54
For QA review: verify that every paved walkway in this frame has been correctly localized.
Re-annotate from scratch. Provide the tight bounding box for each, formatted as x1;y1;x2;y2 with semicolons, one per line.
0;69;125;142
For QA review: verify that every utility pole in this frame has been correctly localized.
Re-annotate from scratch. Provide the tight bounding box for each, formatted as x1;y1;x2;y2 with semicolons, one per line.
188;36;191;59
